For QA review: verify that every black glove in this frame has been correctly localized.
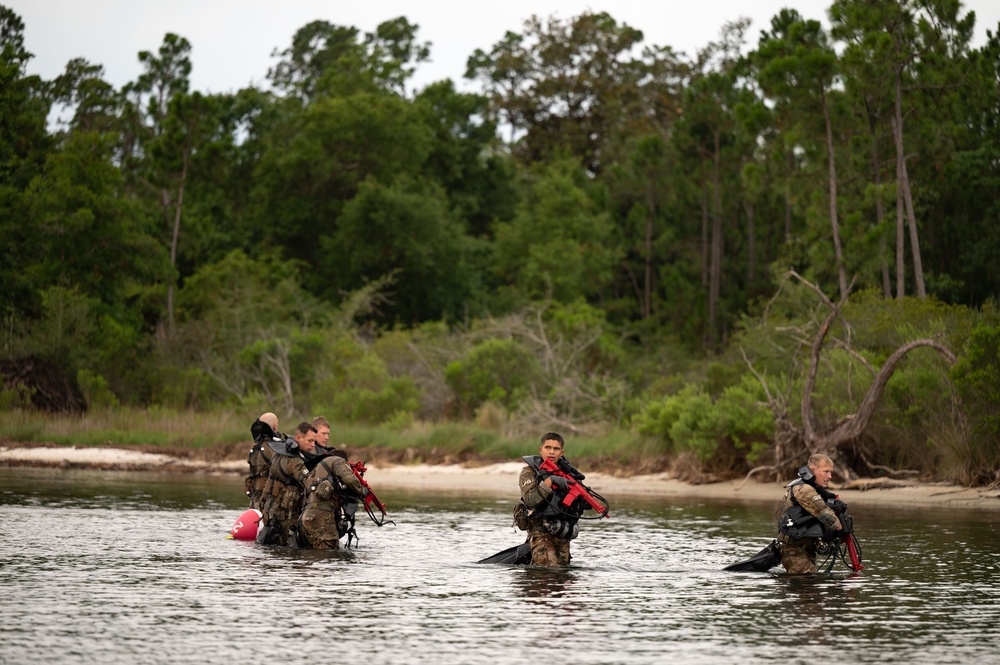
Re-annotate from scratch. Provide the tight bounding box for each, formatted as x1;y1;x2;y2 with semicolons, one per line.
827;498;848;514
549;475;570;490
839;513;854;535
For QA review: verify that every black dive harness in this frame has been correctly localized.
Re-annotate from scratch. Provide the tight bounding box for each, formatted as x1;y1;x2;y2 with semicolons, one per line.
777;477;836;539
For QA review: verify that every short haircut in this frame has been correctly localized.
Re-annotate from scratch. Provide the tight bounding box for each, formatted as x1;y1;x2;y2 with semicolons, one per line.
296;421;318;436
809;453;833;469
312;416;330;429
541;432;564;448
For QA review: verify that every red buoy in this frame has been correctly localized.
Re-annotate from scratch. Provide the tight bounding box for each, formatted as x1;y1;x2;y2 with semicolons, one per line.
230;508;262;540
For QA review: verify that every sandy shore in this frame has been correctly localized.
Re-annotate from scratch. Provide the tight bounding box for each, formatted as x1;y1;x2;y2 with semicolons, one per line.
3;443;1000;510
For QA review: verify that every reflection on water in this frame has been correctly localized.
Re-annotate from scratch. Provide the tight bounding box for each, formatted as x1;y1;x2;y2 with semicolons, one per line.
1;468;999;664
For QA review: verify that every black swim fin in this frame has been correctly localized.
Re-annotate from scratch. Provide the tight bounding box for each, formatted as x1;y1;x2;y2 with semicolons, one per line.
477;541;531;565
723;539;782;572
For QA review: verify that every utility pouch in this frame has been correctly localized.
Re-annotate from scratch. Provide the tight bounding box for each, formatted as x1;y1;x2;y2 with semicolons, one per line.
314;480;333;501
278;487;300;512
512;501;530;531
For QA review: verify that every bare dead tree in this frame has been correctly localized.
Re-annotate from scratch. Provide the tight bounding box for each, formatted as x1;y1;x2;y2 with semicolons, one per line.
743;271;957;482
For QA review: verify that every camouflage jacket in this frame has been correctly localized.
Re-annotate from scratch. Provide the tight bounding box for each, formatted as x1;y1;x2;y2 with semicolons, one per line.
782;480;842;534
302;456;364;511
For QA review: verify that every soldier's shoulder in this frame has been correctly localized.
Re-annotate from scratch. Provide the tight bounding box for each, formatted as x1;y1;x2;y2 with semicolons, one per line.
790;482;817;499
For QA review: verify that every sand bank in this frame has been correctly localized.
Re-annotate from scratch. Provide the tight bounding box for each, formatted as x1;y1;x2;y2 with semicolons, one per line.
2;443;999;510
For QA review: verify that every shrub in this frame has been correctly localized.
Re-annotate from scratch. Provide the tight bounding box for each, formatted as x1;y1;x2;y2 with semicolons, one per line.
76;369;120;410
444;339;542;415
950;321;1000;483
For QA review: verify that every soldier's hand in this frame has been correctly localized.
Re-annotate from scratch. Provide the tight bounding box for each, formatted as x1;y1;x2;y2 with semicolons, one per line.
549;475;570;490
828;498;849;514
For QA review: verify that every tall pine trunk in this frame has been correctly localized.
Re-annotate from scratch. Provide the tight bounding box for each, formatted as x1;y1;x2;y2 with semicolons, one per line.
823;94;848;300
708;129;723;347
892;66;926;298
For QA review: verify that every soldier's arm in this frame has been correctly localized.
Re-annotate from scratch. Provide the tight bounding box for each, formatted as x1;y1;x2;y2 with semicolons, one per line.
333;458;365;495
520;466;552;509
792;484;842;531
289;457;310;486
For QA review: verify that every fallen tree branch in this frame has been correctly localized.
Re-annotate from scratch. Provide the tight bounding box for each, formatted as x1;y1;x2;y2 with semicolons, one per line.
736;465;779;490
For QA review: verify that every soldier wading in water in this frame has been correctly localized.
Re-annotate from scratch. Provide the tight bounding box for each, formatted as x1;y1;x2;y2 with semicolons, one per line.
516;432;591;566
777;453;845;574
298;447;366;549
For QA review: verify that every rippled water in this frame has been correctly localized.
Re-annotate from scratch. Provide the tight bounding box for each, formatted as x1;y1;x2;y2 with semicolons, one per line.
2;468;999;664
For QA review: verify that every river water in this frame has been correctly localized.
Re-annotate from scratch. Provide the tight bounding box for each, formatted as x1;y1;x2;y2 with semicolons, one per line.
1;468;999;664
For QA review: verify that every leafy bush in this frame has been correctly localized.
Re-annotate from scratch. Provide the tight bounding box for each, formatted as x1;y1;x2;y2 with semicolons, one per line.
950;320;1000;483
634;375;774;463
76;369;120;410
316;353;421;425
445;338;542;415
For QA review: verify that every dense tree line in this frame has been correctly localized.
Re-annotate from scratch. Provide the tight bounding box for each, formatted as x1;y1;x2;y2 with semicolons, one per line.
1;3;999;483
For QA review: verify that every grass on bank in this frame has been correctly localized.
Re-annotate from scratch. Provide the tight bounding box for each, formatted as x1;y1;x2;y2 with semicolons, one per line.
0;408;662;467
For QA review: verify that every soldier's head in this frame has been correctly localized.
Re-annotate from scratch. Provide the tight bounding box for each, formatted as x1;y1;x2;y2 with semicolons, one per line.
539;432;565;463
807;453;835;488
251;412;279;444
259;412;278;431
294;422;319;453
311;416;331;447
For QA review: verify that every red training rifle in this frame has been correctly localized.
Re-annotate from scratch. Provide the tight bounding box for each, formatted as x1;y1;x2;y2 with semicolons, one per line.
350;460;393;527
538;458;610;518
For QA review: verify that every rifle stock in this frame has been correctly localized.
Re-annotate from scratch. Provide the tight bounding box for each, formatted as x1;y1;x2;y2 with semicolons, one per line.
538;458;610;518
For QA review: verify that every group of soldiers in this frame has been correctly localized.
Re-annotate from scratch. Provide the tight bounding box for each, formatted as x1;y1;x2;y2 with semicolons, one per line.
242;413;858;574
244;412;367;549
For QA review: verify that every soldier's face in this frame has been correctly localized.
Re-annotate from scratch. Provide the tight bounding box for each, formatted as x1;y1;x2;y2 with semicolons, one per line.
296;431;318;452
316;426;330;445
539;439;564;462
813;463;834;487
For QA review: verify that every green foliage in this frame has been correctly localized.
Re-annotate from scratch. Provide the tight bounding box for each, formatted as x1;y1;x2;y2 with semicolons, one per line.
23;286;97;370
320;353;421;425
634;376;774;463
323;175;487;324
0;373;33;410
634;384;708;454
950;320;1000;481
843;290;971;355
76;369;120;410
494;158;623;304
152;366;212;410
445;339;542;416
250;91;433;271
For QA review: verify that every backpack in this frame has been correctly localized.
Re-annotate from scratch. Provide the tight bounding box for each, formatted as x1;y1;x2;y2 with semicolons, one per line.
512;501;530;530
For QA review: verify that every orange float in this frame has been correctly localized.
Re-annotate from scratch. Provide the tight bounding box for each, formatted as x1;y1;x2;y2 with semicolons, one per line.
230;508;261;541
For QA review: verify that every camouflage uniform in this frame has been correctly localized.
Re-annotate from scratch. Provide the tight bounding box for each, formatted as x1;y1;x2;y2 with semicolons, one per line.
519;464;578;567
257;446;309;547
299;455;365;550
245;439;277;510
778;481;842;574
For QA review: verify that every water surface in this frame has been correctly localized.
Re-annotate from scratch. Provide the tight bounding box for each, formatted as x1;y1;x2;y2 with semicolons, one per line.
2;468;999;664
